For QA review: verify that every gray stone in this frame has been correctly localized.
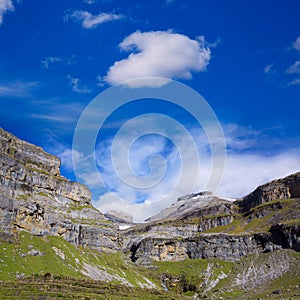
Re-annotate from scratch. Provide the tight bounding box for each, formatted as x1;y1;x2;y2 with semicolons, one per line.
0;127;120;252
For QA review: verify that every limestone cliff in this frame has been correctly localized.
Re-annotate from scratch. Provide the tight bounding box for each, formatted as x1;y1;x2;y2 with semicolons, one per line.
238;172;300;212
122;174;300;265
0;128;119;251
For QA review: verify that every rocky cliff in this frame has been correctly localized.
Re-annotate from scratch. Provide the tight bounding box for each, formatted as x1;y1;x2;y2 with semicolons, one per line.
238;172;300;212
122;173;300;265
0;128;119;251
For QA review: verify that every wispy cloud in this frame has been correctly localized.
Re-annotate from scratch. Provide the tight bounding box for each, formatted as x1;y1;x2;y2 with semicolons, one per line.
286;61;300;74
29;100;84;124
64;10;123;29
40;56;62;69
67;75;91;94
103;30;211;87
287;78;300;86
0;80;38;97
83;0;96;4
292;36;300;51
0;0;14;26
264;63;275;74
265;37;300;87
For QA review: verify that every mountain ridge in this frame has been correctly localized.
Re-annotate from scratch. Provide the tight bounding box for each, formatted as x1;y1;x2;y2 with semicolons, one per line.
0;127;299;299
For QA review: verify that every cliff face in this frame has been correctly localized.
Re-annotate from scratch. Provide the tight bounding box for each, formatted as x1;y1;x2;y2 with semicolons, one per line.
238;172;300;212
129;233;271;264
0;128;119;251
122;174;300;265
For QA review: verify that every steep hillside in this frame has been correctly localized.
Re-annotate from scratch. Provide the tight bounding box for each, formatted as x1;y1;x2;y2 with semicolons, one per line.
0;128;119;252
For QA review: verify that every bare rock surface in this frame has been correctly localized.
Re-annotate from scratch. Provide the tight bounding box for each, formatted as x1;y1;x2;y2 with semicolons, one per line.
105;209;133;224
0;128;119;251
239;172;300;212
145;191;234;222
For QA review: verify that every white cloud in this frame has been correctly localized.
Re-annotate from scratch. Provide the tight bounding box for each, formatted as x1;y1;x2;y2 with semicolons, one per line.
286;61;300;74
287;78;300;86
218;150;300;198
29;101;84;124
41;56;62;69
0;80;38;97
293;36;300;51
264;64;274;74
57;148;83;173
65;10;123;29
83;0;96;4
0;0;14;26
94;147;300;222
87;121;300;222
67;75;91;94
103;30;211;87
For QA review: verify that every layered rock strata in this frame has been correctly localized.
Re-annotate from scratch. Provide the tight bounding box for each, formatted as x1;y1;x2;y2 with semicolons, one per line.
239;172;300;212
0;128;119;251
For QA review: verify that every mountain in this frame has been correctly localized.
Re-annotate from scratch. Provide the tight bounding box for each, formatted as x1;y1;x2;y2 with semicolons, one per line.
0;127;299;299
0;127;119;252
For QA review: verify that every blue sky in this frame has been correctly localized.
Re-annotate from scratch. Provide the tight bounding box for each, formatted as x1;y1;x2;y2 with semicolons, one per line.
1;0;300;221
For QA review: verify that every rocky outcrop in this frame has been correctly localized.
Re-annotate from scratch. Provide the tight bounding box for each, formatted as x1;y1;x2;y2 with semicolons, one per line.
129;233;272;264
128;226;300;265
270;223;300;251
122;199;237;250
145;191;235;222
239;172;300;212
104;210;133;224
123;174;300;265
0;128;119;251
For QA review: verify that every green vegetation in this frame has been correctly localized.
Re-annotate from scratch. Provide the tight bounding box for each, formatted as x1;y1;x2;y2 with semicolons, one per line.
209;250;300;299
37;191;49;197
0;231;193;299
0;231;158;288
0;276;184;300
204;198;300;234
152;258;233;295
67;203;98;212
0;230;299;299
16;194;30;201
0;198;299;298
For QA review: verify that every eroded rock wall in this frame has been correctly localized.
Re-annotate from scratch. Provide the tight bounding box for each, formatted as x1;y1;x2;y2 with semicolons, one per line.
239;172;300;212
0;128;119;251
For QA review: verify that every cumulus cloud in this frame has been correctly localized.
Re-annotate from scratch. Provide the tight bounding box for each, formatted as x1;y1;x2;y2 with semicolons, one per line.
67;75;91;94
103;30;211;87
65;10;123;29
286;61;300;74
293;36;300;51
0;0;14;26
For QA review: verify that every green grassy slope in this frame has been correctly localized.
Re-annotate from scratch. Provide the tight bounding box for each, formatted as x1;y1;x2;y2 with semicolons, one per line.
205;198;300;234
1;198;299;299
